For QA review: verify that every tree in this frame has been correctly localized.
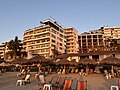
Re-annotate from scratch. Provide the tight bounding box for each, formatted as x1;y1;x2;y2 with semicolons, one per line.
6;36;23;59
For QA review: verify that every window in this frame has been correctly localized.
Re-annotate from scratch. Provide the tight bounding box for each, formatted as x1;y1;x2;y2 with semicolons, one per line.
51;29;56;34
51;34;56;39
52;39;55;43
60;29;63;33
60;34;63;38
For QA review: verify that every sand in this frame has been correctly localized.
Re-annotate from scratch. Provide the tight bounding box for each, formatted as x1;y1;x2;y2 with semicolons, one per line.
0;72;119;90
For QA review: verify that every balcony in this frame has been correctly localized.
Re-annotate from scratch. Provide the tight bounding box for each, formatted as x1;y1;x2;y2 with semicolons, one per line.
24;36;50;42
27;41;50;46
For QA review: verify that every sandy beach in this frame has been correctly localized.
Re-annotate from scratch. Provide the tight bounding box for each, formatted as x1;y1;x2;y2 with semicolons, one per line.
0;72;119;90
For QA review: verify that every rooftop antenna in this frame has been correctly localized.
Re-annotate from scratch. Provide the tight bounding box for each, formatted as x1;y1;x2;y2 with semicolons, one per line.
49;16;65;28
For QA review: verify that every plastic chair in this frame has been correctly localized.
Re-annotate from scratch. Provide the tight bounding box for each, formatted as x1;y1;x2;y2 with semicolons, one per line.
110;86;119;90
71;78;78;90
16;74;31;86
63;79;72;90
43;84;52;90
77;80;87;90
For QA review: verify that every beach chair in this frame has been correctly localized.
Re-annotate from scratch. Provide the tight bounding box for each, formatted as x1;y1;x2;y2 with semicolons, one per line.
71;78;78;90
77;80;87;90
51;76;60;87
63;79;72;90
56;77;66;90
43;76;59;90
110;79;120;90
38;75;46;85
16;74;31;86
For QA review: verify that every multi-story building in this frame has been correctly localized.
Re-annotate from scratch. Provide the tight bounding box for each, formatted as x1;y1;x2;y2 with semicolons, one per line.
0;43;6;59
90;27;120;39
78;33;105;53
64;27;79;53
91;27;120;50
23;19;66;58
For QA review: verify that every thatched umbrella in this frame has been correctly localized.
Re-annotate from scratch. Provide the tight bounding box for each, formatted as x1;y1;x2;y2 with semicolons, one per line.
27;55;50;64
100;56;120;65
78;58;96;65
55;59;71;74
55;59;70;65
100;56;120;76
27;55;50;72
10;57;28;64
69;60;78;66
55;59;71;69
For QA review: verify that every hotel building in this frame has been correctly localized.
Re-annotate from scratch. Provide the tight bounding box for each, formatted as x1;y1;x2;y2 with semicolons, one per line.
0;43;6;59
79;27;120;53
23;19;66;58
64;27;79;53
78;33;105;53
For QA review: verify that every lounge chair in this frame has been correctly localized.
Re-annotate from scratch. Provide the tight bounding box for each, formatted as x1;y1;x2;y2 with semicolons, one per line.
38;74;46;85
43;76;59;90
77;80;87;90
71;78;78;90
56;77;66;90
16;74;31;86
63;79;72;90
110;86;119;90
50;76;60;87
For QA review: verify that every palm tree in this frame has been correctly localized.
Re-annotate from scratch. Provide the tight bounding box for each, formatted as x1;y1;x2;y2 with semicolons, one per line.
6;36;23;59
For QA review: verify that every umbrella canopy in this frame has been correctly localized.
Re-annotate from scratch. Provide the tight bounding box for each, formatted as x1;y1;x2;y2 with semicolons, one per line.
55;59;70;65
69;60;78;66
10;57;27;64
0;62;10;66
100;56;120;65
27;55;50;64
78;58;96;65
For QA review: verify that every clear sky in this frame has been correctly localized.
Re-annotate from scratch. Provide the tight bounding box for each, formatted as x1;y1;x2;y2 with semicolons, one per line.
0;0;120;43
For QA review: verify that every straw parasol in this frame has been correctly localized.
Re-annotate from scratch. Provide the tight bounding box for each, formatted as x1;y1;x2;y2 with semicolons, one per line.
69;60;78;66
100;56;120;65
78;58;96;65
27;55;50;64
55;59;70;65
10;57;27;64
0;62;10;66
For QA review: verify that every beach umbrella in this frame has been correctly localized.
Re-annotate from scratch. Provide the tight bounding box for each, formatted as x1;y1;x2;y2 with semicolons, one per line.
10;57;27;64
0;62;10;66
55;59;71;70
26;55;50;72
27;55;50;64
69;60;78;66
100;56;120;65
55;59;70;65
78;58;96;65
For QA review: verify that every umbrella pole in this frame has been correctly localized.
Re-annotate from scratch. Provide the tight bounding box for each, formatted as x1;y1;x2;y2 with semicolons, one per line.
38;64;41;72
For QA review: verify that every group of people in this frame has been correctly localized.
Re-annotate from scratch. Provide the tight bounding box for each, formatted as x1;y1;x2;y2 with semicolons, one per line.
17;66;31;78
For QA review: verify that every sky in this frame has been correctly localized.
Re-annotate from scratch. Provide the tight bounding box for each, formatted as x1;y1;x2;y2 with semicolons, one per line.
0;0;120;43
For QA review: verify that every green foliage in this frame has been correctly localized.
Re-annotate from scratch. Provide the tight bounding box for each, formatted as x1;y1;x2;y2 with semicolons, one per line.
6;36;23;59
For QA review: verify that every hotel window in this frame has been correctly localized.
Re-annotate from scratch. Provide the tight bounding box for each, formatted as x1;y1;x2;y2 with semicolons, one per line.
51;34;56;39
41;45;45;48
37;41;40;43
60;34;63;38
60;43;62;46
52;39;55;43
51;29;56;34
41;40;45;42
60;47;62;50
60;29;63;33
51;44;55;47
46;39;50;42
41;49;45;52
36;46;40;48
